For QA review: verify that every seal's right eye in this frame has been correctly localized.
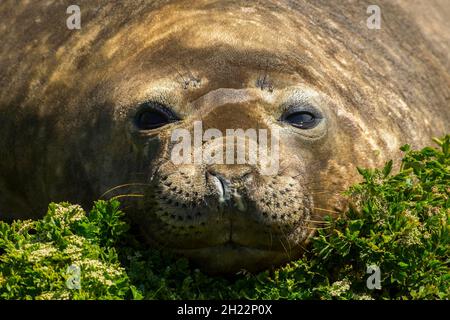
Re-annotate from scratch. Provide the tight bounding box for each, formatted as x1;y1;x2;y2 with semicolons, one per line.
134;102;178;130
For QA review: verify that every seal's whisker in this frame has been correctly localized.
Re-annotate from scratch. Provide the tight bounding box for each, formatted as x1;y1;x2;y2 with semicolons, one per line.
305;218;328;222
313;207;340;214
309;190;345;195
284;229;293;253
279;228;293;259
120;205;132;212
110;194;145;201
278;238;291;260
100;183;150;199
264;229;273;251
304;219;330;224
304;226;331;230
305;224;329;229
297;243;310;253
167;61;189;87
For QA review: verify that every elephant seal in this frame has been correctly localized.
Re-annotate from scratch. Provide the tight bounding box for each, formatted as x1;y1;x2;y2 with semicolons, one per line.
0;0;449;273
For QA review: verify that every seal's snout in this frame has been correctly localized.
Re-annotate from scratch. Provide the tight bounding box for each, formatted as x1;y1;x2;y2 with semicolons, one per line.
142;160;311;273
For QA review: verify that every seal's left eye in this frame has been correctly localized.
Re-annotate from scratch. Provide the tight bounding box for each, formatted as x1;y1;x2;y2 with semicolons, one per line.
134;102;178;130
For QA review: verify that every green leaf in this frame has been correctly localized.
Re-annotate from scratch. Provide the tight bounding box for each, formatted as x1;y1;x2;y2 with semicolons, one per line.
400;144;411;152
383;160;393;177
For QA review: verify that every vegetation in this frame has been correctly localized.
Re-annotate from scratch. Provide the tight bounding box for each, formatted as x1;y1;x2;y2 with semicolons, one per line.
0;136;448;300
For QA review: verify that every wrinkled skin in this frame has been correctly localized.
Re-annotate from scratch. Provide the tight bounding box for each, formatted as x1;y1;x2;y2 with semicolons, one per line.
0;0;449;273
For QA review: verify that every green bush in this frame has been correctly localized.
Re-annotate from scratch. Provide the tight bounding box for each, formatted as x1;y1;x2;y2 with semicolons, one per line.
0;135;448;300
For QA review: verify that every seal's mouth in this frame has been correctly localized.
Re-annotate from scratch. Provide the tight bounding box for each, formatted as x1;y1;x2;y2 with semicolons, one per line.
175;240;279;254
173;241;299;274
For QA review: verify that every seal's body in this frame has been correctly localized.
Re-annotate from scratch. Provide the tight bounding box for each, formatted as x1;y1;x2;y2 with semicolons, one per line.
0;1;449;272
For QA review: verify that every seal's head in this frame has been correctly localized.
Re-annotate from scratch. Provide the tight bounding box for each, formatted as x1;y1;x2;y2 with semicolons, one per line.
132;86;333;273
103;2;447;273
106;4;348;273
0;1;448;273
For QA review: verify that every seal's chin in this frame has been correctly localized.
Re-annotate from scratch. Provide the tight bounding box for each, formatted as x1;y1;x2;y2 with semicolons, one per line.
174;242;298;274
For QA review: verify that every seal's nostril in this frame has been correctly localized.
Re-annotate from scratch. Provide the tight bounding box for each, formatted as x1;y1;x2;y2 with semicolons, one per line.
216;174;230;190
213;175;225;197
206;171;231;203
206;171;248;212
